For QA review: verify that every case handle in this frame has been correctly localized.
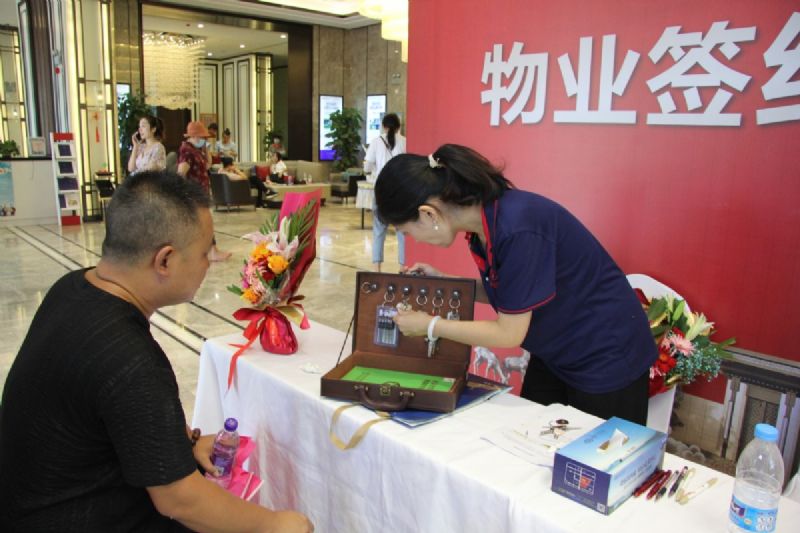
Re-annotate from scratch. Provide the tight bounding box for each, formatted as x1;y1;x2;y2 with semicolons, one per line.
355;384;414;411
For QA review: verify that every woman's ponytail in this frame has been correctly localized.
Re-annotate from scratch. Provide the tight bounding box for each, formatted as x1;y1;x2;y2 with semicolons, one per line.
431;144;512;207
382;113;401;150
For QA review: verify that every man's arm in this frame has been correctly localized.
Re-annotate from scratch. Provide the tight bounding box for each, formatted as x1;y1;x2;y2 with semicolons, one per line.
147;470;313;533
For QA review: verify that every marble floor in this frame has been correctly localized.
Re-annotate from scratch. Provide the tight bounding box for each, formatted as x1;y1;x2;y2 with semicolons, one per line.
0;203;403;422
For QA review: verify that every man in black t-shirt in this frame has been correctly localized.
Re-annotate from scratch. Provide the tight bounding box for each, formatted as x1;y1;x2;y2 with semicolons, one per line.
0;171;312;533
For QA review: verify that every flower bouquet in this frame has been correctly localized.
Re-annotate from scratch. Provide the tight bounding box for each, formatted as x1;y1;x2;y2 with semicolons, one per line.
226;194;320;388
635;292;735;397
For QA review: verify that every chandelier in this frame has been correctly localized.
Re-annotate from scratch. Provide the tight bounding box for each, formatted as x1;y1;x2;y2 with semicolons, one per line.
142;32;206;109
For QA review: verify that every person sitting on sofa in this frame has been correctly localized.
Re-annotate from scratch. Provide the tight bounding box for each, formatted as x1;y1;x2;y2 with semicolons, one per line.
218;128;238;160
270;152;288;183
221;157;276;208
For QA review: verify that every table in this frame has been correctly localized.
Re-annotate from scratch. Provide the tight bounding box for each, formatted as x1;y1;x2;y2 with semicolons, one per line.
193;323;800;533
355;181;374;229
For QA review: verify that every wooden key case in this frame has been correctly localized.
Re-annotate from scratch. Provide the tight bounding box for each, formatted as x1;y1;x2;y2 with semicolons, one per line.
321;272;476;412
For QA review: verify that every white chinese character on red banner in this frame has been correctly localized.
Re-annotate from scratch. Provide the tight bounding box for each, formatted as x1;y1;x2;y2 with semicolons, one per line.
481;42;548;126
554;35;641;124
757;12;800;125
646;21;756;126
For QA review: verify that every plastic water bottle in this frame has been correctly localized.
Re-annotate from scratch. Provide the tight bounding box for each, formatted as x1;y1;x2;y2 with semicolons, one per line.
728;423;784;532
207;418;240;488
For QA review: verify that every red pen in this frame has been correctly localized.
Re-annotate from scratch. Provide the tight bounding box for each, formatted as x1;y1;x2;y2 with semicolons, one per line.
646;469;672;500
633;469;664;498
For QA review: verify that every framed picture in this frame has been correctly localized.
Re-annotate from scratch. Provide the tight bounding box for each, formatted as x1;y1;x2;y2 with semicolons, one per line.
29;137;46;156
200;113;218;127
319;95;343;161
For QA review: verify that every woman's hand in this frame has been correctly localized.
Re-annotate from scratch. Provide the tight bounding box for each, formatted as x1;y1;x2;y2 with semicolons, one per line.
394;309;435;337
131;132;141;149
402;262;445;277
192;435;218;475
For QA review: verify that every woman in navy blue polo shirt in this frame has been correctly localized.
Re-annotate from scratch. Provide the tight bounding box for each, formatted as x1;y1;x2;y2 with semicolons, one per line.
374;144;657;424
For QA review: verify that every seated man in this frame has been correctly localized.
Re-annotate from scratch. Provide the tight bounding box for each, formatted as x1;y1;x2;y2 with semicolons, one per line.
0;171;313;533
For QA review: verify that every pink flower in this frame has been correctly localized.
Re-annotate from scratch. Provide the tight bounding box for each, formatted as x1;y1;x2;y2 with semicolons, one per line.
664;331;694;356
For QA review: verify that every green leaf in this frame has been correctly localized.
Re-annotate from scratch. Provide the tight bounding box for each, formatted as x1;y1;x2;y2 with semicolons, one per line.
227;284;244;296
647;298;668;321
672;299;686;322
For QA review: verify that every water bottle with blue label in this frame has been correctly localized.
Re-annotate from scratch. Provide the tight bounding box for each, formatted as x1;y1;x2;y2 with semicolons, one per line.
728;423;784;532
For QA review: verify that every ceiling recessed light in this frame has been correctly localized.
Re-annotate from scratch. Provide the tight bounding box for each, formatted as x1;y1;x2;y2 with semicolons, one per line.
280;34;287;39
197;23;204;28
207;52;213;56
239;44;245;48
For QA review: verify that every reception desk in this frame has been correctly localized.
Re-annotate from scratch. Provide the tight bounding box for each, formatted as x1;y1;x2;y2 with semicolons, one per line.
0;158;57;227
192;324;800;533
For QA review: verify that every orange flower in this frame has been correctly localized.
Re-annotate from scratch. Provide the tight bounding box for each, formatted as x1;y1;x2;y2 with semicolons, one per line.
267;254;289;275
251;243;271;262
242;287;261;305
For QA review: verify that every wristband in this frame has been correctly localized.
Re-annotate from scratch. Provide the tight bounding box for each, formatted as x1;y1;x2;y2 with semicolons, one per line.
190;428;201;447
427;315;441;341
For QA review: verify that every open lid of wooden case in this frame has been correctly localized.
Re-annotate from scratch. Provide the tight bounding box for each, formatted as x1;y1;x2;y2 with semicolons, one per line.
349;271;476;363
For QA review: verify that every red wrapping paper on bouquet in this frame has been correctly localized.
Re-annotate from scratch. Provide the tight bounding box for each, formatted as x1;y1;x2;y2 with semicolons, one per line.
227;191;321;389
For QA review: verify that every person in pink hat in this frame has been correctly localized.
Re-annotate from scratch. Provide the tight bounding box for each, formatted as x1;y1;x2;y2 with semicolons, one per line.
178;121;231;261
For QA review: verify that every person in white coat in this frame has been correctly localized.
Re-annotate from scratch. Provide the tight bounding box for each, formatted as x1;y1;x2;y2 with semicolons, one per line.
364;113;406;271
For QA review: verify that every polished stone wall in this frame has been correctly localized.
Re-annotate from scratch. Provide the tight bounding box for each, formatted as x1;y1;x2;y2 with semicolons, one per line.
312;23;407;161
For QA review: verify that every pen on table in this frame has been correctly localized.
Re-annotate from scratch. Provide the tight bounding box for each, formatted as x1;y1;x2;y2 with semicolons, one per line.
634;469;664;498
677;477;718;505
655;470;679;501
646;469;672;500
675;468;696;501
668;466;689;498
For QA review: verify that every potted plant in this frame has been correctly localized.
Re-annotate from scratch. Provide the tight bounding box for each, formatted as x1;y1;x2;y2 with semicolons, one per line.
0;139;20;159
117;91;152;172
326;108;363;172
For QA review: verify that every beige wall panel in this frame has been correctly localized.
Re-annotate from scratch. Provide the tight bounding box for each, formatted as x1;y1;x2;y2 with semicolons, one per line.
317;26;344;96
222;62;235;137
387;40;407;133
344;27;367;142
198;64;217;118
236;59;251;161
366;24;387;96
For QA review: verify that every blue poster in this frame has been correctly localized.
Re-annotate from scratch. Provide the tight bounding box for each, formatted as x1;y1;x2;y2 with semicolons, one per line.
0;162;15;217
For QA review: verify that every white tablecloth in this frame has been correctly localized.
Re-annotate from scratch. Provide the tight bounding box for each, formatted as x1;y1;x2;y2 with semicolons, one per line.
193;323;800;533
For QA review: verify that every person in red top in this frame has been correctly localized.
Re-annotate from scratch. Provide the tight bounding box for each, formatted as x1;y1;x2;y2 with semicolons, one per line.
177;121;231;261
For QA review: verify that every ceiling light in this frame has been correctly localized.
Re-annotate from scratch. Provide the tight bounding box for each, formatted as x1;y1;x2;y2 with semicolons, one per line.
197;23;204;28
281;34;287;39
240;44;246;48
207;52;213;56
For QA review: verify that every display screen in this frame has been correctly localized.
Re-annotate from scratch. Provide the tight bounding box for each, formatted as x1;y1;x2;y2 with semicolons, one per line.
365;95;386;145
58;160;75;175
319;95;343;161
57;143;73;158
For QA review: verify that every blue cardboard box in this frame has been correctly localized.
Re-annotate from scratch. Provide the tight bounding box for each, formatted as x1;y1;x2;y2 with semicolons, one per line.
551;417;666;515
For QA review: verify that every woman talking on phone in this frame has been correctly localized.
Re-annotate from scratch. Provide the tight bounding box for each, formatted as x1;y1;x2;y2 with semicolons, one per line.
374;144;657;423
127;115;166;175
